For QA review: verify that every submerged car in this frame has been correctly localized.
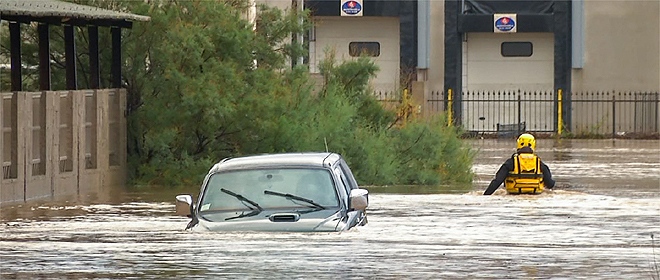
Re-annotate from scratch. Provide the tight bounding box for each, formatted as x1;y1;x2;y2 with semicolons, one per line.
175;152;369;232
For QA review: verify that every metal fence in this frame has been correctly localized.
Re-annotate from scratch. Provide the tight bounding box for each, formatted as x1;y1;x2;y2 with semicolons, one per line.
418;90;659;136
571;92;659;137
458;90;556;134
426;91;446;114
373;91;401;111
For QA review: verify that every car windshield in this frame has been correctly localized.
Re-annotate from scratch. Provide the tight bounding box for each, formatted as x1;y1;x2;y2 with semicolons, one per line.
198;168;339;212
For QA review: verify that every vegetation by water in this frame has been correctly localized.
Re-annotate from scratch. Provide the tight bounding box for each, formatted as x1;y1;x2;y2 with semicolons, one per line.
0;0;474;187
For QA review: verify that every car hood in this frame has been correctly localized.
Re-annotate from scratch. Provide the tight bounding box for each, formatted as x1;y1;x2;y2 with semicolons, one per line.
193;208;348;232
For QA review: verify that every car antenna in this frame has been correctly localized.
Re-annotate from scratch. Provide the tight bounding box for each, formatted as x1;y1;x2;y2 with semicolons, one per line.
324;137;328;152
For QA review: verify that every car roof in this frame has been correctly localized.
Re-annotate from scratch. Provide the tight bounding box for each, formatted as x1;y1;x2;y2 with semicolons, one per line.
209;152;342;173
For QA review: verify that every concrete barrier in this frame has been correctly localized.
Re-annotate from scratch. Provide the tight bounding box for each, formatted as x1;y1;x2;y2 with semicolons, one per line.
1;89;126;206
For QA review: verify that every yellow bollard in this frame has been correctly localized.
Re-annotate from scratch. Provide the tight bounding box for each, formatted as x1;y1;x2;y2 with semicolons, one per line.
557;89;563;136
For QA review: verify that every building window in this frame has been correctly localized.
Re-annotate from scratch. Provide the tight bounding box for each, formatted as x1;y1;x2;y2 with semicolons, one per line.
349;42;380;57
501;42;533;57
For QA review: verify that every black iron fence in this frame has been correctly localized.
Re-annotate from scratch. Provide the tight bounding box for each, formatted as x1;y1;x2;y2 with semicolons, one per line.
571;92;659;137
373;91;401;111
457;90;556;135
415;90;659;137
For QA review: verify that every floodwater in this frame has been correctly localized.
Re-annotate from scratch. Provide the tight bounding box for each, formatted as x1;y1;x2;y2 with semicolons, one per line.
1;139;659;279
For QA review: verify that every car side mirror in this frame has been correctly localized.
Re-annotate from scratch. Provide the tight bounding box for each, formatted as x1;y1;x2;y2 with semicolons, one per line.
349;189;369;211
175;194;194;217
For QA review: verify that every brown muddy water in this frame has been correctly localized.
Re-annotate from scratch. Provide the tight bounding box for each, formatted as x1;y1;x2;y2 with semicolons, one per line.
1;139;659;279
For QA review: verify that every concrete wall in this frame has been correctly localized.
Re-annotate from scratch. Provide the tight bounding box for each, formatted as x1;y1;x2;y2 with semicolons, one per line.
571;0;659;92
312;16;401;93
258;0;293;11
426;0;446;97
1;89;126;206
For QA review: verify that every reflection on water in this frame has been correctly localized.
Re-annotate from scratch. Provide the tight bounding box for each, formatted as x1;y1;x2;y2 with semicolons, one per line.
551;139;573;161
1;140;659;279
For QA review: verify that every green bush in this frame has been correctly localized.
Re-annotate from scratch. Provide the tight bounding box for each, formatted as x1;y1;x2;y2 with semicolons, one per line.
121;1;474;187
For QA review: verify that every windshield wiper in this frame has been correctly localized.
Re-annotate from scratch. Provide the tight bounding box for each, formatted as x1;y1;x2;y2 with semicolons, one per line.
263;190;325;209
221;188;263;211
225;209;261;221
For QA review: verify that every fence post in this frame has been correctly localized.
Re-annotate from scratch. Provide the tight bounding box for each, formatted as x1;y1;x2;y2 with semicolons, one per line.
447;89;453;126
558;89;563;136
612;94;616;138
655;92;660;133
517;93;522;135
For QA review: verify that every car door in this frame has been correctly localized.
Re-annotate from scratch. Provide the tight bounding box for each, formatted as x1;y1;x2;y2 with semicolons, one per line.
332;166;350;209
334;160;368;227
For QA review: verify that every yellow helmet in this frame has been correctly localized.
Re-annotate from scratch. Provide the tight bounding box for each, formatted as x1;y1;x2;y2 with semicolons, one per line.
516;133;536;150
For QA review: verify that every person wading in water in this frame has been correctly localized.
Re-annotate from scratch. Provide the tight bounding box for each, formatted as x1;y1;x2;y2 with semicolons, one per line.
484;133;556;195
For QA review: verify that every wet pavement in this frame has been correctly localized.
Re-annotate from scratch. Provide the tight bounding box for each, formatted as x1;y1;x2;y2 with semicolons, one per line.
1;139;659;279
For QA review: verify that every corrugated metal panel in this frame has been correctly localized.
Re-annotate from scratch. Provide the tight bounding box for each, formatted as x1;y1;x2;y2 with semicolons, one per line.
0;0;150;22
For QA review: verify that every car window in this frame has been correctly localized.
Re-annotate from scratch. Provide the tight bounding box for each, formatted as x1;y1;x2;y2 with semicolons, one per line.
199;168;339;211
339;160;359;190
333;167;351;206
295;170;339;207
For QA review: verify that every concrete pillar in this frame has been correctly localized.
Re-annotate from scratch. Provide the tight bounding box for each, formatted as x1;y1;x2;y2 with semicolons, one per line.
411;81;426;119
0;93;3;183
78;90;100;200
53;91;79;200
24;92;52;202
97;89;110;174
0;92;26;205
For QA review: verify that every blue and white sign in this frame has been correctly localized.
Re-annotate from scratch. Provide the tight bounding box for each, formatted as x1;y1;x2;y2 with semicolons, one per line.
494;14;517;33
341;0;363;16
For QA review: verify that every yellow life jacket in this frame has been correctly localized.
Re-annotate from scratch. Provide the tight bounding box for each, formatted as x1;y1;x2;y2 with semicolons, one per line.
504;153;545;194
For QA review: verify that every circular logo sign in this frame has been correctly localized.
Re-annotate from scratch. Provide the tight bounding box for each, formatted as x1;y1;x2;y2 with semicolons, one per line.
342;0;362;15
495;16;516;32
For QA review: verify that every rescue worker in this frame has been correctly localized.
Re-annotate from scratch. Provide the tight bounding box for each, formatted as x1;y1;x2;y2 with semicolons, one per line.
483;133;555;195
